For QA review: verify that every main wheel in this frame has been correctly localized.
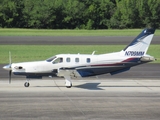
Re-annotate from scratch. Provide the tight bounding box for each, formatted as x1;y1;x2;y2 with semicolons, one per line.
66;83;72;88
24;82;30;87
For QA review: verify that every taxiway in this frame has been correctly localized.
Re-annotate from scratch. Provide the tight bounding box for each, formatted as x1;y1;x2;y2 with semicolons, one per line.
0;36;160;45
0;79;160;120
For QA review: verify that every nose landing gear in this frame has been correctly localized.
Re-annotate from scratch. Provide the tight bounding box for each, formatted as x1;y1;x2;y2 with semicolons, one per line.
24;79;30;87
24;82;30;87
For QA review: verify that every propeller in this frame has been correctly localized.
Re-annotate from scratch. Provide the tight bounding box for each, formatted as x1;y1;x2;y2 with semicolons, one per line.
9;51;12;84
9;70;11;84
3;51;12;83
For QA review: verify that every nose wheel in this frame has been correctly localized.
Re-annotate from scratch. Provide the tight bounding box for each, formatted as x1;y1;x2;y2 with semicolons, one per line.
24;82;30;87
24;79;30;87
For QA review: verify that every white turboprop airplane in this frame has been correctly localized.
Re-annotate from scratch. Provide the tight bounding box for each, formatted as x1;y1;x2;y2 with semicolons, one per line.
3;28;156;88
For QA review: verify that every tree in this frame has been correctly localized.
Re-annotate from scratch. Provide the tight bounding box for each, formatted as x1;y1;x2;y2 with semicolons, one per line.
138;0;160;28
63;0;85;29
0;0;160;29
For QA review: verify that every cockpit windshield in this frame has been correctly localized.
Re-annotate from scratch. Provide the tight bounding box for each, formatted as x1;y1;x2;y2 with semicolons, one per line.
46;56;56;62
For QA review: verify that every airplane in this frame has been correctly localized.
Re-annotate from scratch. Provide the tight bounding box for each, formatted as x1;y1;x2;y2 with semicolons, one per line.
3;28;156;88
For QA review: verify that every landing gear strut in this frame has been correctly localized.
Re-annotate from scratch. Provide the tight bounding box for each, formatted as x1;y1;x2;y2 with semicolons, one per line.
64;76;72;88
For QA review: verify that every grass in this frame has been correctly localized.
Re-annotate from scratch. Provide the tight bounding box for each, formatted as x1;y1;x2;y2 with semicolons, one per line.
0;28;160;36
0;45;159;64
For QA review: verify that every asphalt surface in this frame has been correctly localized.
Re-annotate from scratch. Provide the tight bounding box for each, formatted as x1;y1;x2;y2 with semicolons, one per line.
0;36;160;120
0;79;160;120
0;36;160;45
0;63;160;79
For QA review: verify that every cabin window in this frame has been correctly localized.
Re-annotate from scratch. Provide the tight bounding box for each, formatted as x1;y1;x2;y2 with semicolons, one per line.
86;58;91;63
66;57;70;62
52;57;63;64
75;58;79;63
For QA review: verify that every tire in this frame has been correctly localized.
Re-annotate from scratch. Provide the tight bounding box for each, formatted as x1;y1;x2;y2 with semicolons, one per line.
66;84;72;88
24;82;30;87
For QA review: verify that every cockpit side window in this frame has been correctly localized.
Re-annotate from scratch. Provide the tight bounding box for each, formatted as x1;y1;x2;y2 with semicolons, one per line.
52;57;63;64
46;56;56;62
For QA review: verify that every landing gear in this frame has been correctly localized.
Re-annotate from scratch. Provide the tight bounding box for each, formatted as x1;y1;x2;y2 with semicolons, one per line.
66;83;72;88
24;79;30;87
64;76;72;88
24;82;30;87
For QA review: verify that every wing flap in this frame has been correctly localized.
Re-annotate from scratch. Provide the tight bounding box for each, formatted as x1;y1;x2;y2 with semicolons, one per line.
57;68;82;78
58;65;128;77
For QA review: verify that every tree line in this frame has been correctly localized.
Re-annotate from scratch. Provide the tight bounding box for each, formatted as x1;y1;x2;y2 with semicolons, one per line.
0;0;160;29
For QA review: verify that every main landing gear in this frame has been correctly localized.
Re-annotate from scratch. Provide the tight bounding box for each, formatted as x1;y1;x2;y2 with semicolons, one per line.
64;76;72;88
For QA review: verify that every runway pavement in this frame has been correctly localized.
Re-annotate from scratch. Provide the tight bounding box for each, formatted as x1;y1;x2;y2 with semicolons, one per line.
0;36;160;45
0;63;160;79
0;79;160;120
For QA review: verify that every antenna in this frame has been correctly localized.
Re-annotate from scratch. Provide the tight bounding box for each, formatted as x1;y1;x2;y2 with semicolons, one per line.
92;51;96;55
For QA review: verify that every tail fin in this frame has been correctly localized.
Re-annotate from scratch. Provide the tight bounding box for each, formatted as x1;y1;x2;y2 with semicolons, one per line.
123;28;155;56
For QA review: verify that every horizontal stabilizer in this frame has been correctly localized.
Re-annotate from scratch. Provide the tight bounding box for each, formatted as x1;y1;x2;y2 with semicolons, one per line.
140;56;155;62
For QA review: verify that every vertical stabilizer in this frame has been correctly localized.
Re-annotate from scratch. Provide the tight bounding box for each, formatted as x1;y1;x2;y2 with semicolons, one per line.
123;28;155;56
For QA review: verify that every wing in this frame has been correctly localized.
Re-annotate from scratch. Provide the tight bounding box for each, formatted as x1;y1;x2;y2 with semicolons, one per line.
57;65;130;78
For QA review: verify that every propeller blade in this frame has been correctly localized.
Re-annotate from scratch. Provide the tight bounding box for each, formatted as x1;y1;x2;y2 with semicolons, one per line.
9;51;11;64
9;51;12;84
9;70;11;84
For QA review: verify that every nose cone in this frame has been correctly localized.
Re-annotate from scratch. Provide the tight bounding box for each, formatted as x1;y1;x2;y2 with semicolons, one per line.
3;64;12;71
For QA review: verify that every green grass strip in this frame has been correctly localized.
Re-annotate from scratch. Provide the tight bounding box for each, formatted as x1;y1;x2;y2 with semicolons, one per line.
0;28;160;36
0;45;159;64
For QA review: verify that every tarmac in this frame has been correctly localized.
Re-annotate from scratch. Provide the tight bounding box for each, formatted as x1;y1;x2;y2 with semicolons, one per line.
1;63;160;79
0;79;160;120
0;36;160;45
